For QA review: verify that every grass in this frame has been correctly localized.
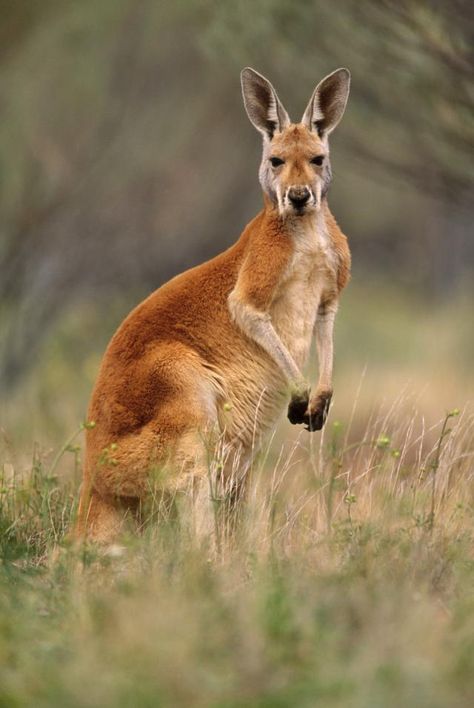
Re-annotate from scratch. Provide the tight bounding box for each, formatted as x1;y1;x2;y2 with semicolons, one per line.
1;397;473;707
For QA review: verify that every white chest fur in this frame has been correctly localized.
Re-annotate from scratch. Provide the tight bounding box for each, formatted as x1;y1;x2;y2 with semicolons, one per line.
271;213;337;367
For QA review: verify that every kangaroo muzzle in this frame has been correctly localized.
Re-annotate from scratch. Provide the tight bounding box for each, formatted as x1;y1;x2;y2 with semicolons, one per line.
287;186;311;210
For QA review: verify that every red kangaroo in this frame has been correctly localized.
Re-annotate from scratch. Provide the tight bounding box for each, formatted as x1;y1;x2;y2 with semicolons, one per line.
76;67;352;542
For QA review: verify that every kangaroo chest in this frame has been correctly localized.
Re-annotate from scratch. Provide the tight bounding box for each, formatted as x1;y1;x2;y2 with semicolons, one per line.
271;217;337;367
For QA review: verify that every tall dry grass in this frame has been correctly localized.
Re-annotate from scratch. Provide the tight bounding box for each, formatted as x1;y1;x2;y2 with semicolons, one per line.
1;393;473;706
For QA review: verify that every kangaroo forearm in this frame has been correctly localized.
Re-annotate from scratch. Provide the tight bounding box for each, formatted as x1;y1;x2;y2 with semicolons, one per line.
252;317;303;385
228;295;304;389
315;308;336;390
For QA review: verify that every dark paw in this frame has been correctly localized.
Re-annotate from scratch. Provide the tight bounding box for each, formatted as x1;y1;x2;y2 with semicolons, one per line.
287;391;310;425
303;390;332;432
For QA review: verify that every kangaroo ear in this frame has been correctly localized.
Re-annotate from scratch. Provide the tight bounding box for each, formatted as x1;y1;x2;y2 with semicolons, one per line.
302;68;350;137
241;67;290;140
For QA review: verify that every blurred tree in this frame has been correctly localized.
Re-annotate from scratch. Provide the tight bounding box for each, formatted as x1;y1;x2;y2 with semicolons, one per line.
0;0;60;61
0;0;472;391
202;0;473;202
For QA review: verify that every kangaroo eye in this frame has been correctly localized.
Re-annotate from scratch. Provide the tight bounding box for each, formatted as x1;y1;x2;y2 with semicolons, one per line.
269;156;285;167
311;155;324;166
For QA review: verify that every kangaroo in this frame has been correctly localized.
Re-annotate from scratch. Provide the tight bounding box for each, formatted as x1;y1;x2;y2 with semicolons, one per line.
76;67;351;542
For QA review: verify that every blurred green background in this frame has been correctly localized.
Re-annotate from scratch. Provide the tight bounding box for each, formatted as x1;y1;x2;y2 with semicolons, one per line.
1;0;473;449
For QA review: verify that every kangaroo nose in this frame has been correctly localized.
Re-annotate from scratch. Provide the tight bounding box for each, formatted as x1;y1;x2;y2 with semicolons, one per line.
288;186;311;208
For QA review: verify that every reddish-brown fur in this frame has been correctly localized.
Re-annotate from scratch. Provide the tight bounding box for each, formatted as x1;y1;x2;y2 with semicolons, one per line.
76;73;351;543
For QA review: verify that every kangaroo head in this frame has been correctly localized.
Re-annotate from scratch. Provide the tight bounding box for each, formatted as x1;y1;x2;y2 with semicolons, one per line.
241;67;350;216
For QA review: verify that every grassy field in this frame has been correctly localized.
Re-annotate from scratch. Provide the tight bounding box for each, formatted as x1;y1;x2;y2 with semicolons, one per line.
1;285;473;707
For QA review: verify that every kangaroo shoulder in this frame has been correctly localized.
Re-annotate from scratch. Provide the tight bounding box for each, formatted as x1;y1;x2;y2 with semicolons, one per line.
324;203;351;292
232;210;294;311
